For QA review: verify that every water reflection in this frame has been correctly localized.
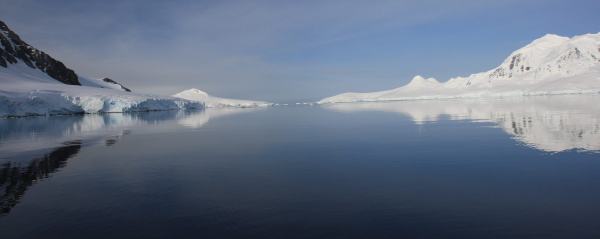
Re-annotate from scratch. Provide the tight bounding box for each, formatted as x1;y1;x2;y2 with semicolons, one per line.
178;108;262;128
0;108;259;215
324;95;600;153
0;110;177;215
0;141;81;215
0;111;186;158
0;108;261;160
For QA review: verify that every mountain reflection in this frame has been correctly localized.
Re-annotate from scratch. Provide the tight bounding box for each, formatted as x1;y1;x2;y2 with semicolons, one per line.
0;110;207;215
0;111;201;157
0;109;261;215
324;95;600;153
0;141;81;215
178;108;262;128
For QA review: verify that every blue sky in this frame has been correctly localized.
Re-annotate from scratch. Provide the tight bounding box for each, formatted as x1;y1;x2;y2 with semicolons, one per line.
1;0;599;101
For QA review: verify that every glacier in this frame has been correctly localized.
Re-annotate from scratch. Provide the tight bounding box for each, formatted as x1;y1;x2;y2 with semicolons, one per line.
319;33;600;104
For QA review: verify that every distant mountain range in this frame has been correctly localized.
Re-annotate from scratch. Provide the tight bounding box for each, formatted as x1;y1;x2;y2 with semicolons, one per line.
320;33;600;103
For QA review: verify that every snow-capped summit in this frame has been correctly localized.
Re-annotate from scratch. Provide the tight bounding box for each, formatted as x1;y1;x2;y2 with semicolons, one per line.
320;32;600;104
483;32;599;83
173;88;271;108
524;34;569;49
404;75;441;89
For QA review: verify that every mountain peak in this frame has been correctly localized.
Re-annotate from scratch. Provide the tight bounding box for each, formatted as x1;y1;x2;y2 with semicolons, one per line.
538;33;568;41
411;75;426;81
523;34;569;50
406;75;440;87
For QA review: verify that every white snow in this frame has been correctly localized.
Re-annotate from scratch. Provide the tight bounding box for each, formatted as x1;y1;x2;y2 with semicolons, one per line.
173;88;272;108
0;62;202;118
319;32;600;104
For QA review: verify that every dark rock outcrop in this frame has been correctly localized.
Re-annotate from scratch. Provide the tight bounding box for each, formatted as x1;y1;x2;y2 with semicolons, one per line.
0;20;80;85
101;77;132;92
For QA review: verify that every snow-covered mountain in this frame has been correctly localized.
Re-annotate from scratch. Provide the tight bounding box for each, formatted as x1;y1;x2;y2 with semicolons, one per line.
0;20;200;117
320;33;600;104
173;88;271;108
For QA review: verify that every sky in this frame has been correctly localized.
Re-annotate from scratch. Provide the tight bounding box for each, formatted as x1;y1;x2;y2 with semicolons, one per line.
1;0;599;102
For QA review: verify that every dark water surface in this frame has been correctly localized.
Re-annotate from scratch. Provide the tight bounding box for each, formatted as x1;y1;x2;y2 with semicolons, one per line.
1;96;600;239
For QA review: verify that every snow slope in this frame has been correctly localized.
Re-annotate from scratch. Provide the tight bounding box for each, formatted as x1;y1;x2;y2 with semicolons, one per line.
320;33;600;104
173;88;272;108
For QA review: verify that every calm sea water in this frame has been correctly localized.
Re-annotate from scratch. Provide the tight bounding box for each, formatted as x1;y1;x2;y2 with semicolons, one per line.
1;95;600;239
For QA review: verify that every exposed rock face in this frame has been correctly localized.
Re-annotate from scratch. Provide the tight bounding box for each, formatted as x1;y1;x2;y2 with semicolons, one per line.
102;77;132;92
0;20;80;85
